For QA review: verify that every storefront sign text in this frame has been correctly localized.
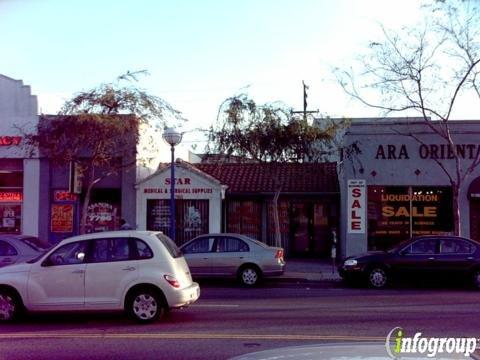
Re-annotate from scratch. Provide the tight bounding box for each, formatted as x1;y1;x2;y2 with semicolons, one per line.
164;177;191;185
347;179;366;234
53;190;78;202
375;143;480;160
0;136;22;146
144;187;213;194
0;192;22;202
382;206;437;217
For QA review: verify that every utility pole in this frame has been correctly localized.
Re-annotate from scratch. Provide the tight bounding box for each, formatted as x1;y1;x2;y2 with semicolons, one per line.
291;80;318;120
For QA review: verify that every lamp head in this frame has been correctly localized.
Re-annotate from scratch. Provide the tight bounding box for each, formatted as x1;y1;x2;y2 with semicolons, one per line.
162;127;183;146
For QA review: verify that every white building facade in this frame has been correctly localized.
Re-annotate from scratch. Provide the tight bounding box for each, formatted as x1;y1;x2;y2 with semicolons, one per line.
136;161;226;244
0;74;45;237
340;118;480;258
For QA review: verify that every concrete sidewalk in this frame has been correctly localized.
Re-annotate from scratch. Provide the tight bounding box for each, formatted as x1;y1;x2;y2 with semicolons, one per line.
279;258;343;282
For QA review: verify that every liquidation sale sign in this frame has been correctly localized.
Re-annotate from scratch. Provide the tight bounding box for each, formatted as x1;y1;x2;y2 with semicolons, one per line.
348;179;366;234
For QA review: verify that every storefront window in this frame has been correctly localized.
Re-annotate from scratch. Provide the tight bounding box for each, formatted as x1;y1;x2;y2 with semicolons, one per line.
85;189;121;233
147;199;209;245
367;186;453;250
228;200;262;241
0;166;23;234
0;204;21;233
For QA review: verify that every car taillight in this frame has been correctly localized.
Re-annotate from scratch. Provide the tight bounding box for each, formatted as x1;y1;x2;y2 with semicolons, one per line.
275;249;284;260
164;274;180;288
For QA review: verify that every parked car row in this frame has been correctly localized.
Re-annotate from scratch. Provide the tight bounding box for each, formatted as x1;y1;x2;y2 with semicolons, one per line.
0;231;285;323
2;229;479;324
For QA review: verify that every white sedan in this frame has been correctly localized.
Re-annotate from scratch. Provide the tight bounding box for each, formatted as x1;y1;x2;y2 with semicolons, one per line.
0;231;200;323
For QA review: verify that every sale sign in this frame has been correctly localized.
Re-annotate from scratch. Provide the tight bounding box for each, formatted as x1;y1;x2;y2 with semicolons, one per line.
347;179;366;234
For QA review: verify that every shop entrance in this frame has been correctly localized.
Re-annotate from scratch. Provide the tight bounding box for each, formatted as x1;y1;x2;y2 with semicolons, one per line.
290;202;333;258
468;177;480;242
470;200;480;242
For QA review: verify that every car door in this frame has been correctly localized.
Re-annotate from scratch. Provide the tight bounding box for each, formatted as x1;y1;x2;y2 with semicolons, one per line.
391;238;439;277
210;236;250;276
28;241;88;310
435;238;477;276
84;237;138;308
181;237;215;276
0;240;18;267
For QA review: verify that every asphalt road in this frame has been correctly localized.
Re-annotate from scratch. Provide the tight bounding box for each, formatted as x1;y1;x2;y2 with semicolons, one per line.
0;282;479;360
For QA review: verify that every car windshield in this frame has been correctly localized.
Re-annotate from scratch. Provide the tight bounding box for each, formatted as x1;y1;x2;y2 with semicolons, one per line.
21;236;51;251
155;233;182;258
26;251;47;264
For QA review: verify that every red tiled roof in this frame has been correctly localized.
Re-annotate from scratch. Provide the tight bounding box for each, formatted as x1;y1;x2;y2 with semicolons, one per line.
194;162;339;194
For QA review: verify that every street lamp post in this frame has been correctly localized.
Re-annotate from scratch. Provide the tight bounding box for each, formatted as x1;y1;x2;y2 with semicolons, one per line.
162;128;183;242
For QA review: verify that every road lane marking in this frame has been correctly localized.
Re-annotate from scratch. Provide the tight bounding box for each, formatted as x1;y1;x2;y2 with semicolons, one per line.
192;304;240;308
0;332;384;342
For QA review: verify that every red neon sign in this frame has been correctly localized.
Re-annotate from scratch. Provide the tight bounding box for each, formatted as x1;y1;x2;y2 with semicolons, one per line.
0;192;22;202
0;136;22;146
53;190;78;202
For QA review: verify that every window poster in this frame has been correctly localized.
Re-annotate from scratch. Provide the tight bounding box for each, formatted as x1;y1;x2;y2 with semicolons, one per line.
367;186;453;250
0;205;21;233
51;204;74;233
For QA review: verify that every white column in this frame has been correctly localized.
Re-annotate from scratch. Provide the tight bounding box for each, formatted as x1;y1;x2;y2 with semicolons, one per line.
23;159;40;236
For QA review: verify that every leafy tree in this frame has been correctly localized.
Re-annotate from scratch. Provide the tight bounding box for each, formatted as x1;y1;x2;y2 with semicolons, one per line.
335;0;480;236
27;71;183;234
208;94;347;247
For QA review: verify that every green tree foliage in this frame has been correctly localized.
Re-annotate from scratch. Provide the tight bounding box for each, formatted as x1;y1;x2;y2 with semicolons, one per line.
208;94;347;247
209;94;343;163
26;71;182;234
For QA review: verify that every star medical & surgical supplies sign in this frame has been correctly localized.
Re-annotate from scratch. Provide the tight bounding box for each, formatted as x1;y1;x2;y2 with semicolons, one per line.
348;179;366;234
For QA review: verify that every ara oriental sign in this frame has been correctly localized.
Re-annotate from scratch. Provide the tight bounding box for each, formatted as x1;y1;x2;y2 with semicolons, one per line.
0;136;22;146
0;192;22;202
347;179;366;234
375;143;480;160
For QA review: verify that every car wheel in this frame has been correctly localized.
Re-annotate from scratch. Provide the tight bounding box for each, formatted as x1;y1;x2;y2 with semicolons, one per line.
472;269;480;289
0;289;20;322
126;288;165;323
367;266;388;289
239;265;260;287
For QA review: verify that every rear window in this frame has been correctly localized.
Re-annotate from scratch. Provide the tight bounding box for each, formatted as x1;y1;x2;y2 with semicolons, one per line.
243;236;268;248
155;233;182;258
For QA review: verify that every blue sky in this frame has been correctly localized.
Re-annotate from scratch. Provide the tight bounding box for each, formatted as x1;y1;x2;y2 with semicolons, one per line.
0;0;426;157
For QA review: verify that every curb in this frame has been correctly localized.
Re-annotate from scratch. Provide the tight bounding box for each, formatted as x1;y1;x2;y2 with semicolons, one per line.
267;275;343;285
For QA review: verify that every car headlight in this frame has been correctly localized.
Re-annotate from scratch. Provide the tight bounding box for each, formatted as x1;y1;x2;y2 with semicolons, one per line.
344;259;358;266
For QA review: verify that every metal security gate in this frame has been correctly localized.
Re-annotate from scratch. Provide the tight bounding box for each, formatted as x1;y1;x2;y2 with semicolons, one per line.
176;199;209;245
227;200;262;241
146;199;209;246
